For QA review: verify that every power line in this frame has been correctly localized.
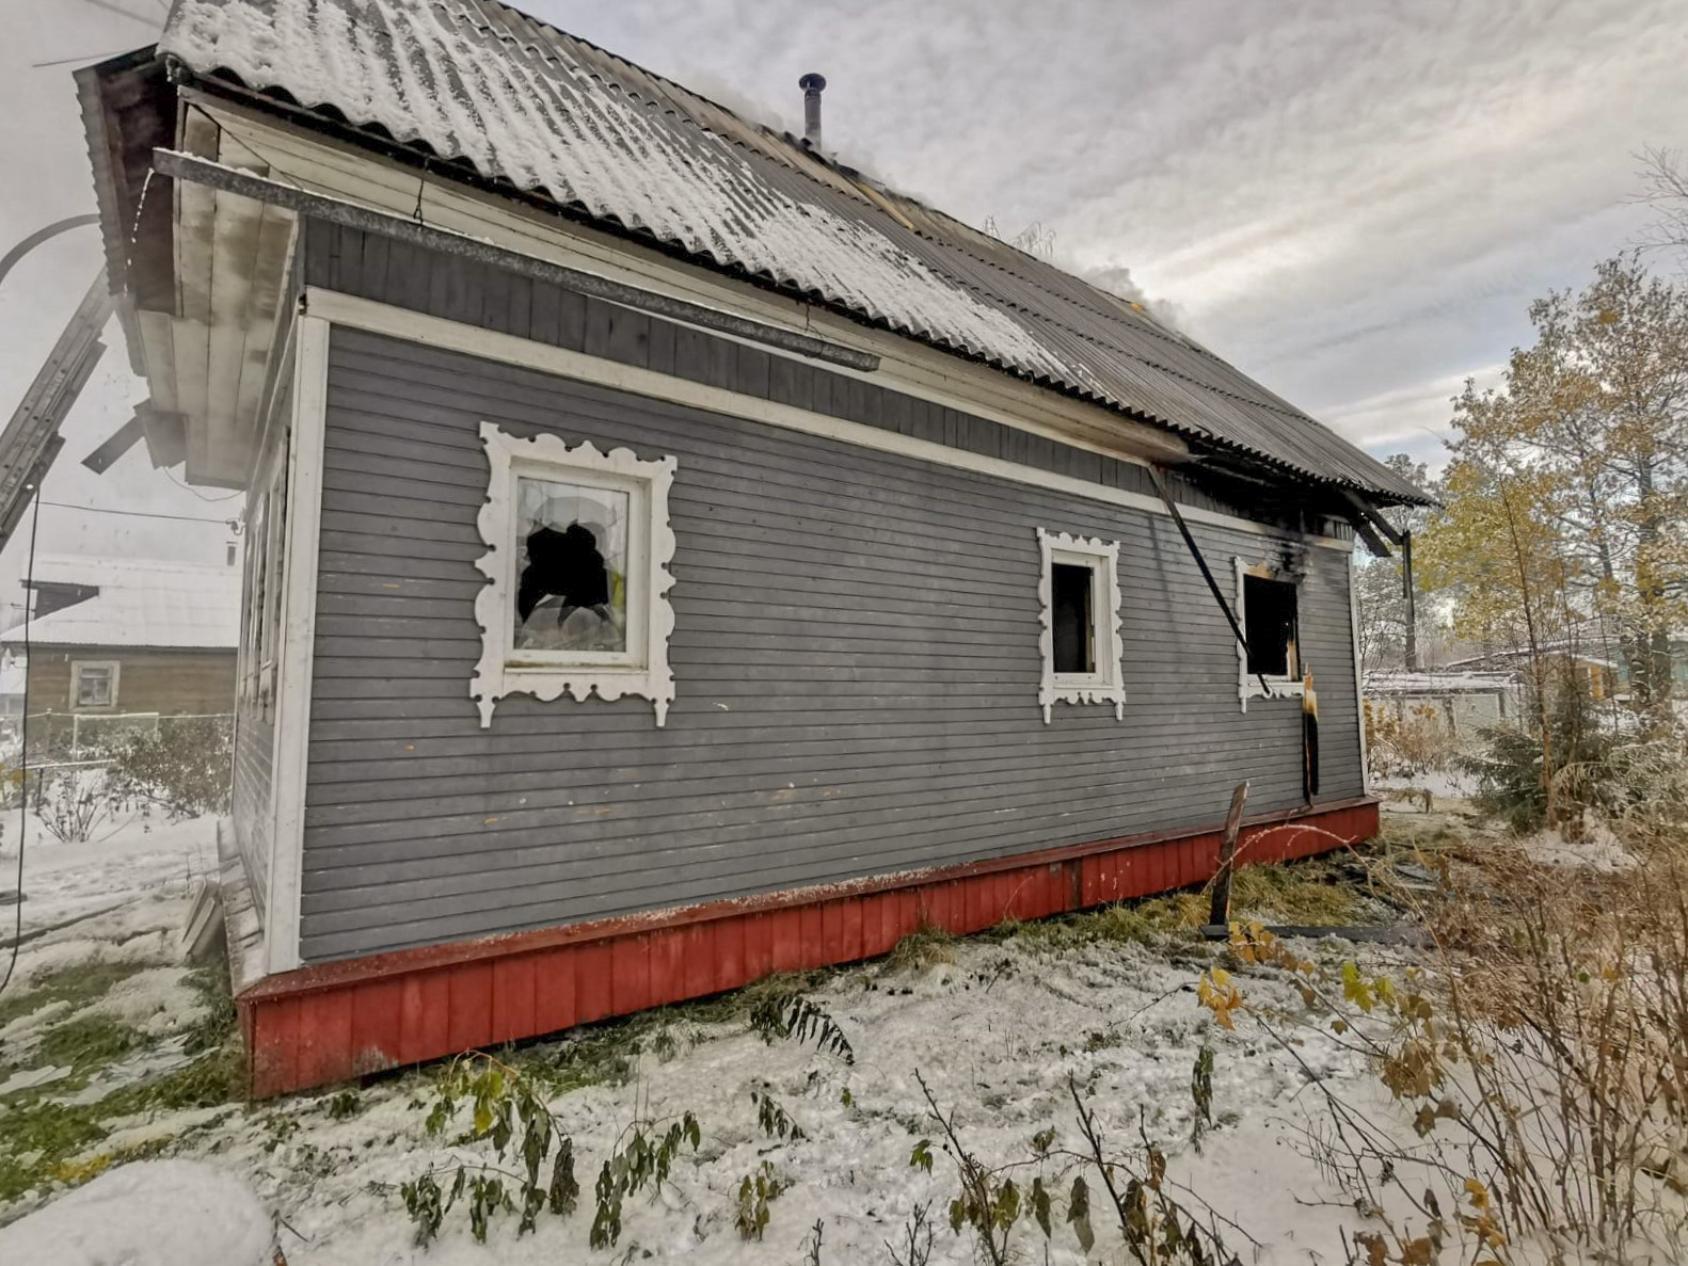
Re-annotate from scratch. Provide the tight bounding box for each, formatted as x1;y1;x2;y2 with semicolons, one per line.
0;487;44;1000
162;466;245;503
40;500;236;526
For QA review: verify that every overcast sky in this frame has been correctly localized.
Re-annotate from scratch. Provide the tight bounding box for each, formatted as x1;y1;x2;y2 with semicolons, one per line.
2;0;1685;595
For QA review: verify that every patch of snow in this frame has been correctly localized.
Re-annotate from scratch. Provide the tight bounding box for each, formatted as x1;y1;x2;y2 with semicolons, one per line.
0;1160;274;1266
0;557;239;649
54;1037;201;1109
1520;821;1638;873
87;966;209;1037
0;814;217;988
1376;767;1478;800
0;1064;71;1096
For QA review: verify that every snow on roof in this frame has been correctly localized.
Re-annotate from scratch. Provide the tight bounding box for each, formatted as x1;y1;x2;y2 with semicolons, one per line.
2;557;240;650
1364;671;1518;694
155;0;1428;506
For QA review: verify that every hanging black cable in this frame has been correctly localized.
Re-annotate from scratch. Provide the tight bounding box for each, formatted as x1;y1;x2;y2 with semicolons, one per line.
0;483;43;996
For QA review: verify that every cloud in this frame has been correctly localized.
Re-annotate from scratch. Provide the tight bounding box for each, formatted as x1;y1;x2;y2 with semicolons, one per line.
535;0;1687;461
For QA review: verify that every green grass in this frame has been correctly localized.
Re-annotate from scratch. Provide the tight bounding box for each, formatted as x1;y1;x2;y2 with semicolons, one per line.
0;1045;245;1205
883;924;957;972
34;1015;146;1075
0;961;150;1032
1226;858;1363;925
1006;891;1205;951
0;958;246;1209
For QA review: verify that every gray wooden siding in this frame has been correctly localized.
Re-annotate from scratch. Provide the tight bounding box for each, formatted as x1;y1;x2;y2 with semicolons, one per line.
300;320;1363;961
300;222;1352;542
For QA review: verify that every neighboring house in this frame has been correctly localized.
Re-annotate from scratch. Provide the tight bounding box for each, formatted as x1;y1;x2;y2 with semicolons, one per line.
78;0;1429;1096
0;557;240;751
1363;670;1520;737
1445;647;1624;704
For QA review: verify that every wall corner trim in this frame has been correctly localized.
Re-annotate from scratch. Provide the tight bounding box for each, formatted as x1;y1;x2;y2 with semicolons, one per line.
263;313;330;976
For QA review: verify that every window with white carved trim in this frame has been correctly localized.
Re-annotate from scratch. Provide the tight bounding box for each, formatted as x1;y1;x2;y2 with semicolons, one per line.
1236;558;1304;705
1036;528;1124;723
472;422;676;728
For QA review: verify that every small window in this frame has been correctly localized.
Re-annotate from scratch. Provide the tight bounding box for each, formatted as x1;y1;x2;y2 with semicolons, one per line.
1243;574;1298;678
1036;528;1124;723
71;661;119;709
1051;562;1095;675
473;423;677;728
1235;560;1304;706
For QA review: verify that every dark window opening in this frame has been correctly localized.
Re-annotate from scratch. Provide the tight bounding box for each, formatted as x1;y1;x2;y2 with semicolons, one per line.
1052;562;1095;675
1243;574;1298;677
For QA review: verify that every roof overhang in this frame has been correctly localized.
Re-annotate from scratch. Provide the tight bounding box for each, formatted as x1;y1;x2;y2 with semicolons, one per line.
77;50;298;490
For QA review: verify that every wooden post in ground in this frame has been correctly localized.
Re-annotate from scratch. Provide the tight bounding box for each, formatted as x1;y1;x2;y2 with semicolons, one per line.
1208;781;1250;931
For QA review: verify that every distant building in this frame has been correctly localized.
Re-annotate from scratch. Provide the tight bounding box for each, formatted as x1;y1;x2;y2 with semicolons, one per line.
1364;670;1520;736
1444;647;1623;703
0;556;240;751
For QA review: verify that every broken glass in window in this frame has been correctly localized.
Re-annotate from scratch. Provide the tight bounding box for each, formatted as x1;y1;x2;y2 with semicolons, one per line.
512;476;629;654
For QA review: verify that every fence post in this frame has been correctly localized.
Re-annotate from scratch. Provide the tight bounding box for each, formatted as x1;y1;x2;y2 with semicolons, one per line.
1207;781;1251;930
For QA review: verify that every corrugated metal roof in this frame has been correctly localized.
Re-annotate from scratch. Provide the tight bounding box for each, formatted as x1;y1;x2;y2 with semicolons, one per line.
158;0;1428;504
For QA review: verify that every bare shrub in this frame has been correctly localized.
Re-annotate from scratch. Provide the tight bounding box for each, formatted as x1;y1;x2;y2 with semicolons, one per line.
110;715;233;820
1365;699;1459;782
32;768;129;845
1205;841;1688;1263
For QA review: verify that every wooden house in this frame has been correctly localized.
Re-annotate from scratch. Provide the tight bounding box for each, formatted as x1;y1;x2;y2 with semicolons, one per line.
76;0;1428;1096
0;557;239;753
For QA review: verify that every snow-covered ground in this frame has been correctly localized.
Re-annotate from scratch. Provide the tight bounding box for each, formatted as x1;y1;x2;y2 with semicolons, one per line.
0;808;1446;1264
12;805;1652;1265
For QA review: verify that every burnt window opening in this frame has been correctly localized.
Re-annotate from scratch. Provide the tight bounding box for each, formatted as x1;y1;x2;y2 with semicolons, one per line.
1243;574;1298;678
1051;562;1096;676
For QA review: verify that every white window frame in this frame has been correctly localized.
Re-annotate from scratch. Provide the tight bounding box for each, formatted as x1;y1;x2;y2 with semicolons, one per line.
1036;528;1124;723
1235;556;1305;710
70;659;120;710
472;421;677;727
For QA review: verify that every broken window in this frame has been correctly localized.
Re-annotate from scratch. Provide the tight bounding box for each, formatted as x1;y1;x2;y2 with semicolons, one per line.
1235;560;1305;708
472;423;677;728
513;477;629;655
71;661;118;709
1242;574;1298;678
1036;528;1124;723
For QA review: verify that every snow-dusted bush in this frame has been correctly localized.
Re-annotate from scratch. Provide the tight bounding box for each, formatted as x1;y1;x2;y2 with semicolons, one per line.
110;715;232;820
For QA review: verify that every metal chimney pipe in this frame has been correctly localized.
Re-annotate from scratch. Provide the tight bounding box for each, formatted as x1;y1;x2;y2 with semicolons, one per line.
799;73;826;148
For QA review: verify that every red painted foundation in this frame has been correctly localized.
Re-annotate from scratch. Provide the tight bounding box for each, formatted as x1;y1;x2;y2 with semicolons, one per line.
238;798;1378;1097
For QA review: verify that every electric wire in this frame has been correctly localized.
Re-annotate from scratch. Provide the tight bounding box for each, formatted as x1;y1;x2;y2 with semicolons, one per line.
0;485;45;998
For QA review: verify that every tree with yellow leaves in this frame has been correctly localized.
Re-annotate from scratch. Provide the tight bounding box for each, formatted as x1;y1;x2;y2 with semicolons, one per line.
1421;255;1687;723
